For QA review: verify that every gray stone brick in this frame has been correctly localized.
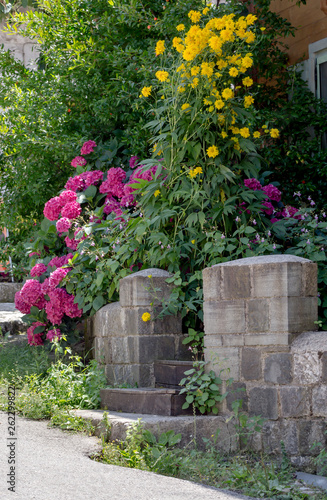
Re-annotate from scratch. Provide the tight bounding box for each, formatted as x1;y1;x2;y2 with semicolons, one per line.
247;299;270;333
92;302;124;337
249;387;278;419
205;347;240;381
288;297;318;333
294;352;320;385
119;268;172;307
252;262;289;298
0;283;22;303
222;335;244;347
270;298;289;332
241;348;261;381
280;419;299;456
174;335;193;361
226;382;248;412
204;335;223;348
321;352;327;383
298;420;327;455
94;337;105;363
244;333;291;346
301;262;317;296
105;363;154;387
138;335;176;363
221;265;251;300
202;265;222;302
264;353;292;384
280;387;311;417
312;385;327;417
203;300;246;335
262;421;281;454
123;307;182;336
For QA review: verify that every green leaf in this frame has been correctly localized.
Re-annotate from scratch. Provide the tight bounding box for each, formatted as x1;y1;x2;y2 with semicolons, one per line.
93;295;105;311
84;185;97;199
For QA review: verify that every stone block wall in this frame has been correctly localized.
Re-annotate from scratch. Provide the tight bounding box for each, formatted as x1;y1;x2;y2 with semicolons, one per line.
203;255;327;466
87;268;189;387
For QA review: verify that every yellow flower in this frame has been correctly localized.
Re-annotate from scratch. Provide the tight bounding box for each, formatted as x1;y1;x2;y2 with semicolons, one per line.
221;131;228;138
229;67;239;77
141;86;152;97
155;70;169;82
209;36;222;53
178;86;186;93
242;76;253;87
241;55;253;69
189;166;203;178
191;239;196;244
201;62;214;78
253;131;261;138
176;24;185;31
262;124;267;129
176;63;185;73
191;77;199;88
188;10;201;23
147;274;152;278
155;40;165;56
222;88;234;100
244;95;254;108
270;128;279;138
245;31;255;44
246;14;257;25
215;99;224;110
240;127;250;138
207;145;219;158
142;312;151;322
154;190;160;197
173;37;183;49
202;7;209;15
191;66;200;76
260;27;266;31
181;103;190;111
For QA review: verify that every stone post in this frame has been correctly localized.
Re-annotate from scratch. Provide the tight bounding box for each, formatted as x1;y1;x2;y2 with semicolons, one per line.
89;268;186;387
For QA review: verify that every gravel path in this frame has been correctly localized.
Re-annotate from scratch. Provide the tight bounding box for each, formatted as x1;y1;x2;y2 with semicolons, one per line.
0;413;258;500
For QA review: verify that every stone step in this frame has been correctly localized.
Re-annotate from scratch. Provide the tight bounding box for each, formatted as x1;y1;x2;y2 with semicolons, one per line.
154;360;193;389
100;387;192;416
0;303;28;334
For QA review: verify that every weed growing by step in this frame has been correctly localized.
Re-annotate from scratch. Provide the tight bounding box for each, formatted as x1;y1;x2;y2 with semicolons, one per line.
179;359;232;414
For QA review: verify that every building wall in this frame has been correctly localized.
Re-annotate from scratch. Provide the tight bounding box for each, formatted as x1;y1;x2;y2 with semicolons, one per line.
270;0;327;65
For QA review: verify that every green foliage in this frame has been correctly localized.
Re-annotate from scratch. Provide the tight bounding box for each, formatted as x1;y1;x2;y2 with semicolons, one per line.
99;419;182;471
227;399;265;450
0;336;51;384
0;0;205;233
179;359;232;414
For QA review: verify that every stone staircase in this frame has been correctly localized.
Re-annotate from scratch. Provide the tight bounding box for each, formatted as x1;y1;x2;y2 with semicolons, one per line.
100;360;193;416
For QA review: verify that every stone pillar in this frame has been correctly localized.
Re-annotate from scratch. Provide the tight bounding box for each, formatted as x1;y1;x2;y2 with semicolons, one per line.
89;268;187;387
203;255;317;383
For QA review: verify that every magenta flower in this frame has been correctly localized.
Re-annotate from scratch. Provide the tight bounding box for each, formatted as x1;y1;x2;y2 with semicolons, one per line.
129;156;139;169
262;184;281;202
27;322;46;346
43;196;63;221
49;267;71;288
71;156;87;168
46;328;62;342
30;263;47;277
59;190;77;204
61;201;81;219
244;178;262;191
81;140;97;155
56;217;72;234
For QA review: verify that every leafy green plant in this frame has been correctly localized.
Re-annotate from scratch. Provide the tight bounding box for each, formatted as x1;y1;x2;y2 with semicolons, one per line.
227;400;265;450
179;360;232;415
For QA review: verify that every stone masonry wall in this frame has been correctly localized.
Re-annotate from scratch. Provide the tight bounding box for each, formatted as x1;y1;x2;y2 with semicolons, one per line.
87;268;189;387
0;10;38;68
203;255;327;467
